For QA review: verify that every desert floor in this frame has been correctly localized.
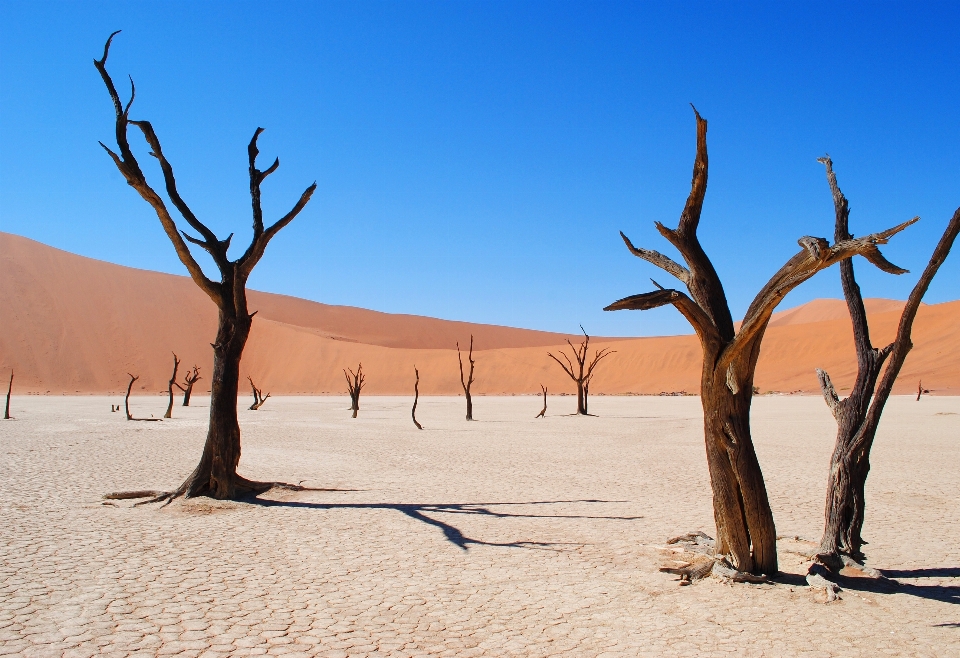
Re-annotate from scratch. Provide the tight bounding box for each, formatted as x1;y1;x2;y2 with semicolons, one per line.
1;395;958;657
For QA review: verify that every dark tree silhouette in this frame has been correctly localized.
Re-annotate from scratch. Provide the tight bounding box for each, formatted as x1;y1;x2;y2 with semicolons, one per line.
547;327;614;416
248;376;271;411
176;366;201;406
344;363;365;418
3;371;12;420
535;384;547;419
124;374;161;422
412;366;423;430
163;352;181;419
813;157;960;571
96;32;315;502
604;109;916;576
457;336;476;421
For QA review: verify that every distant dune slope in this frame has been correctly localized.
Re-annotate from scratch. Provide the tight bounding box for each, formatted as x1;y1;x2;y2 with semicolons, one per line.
1;231;957;396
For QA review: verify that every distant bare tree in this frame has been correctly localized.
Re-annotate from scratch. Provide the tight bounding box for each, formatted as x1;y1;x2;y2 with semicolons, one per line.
813;157;960;573
163;352;181;419
605;110;916;576
547;327;614;416
96;32;314;502
535;384;547;418
175;366;202;406
124;374;161;422
248;377;271;411
457;336;476;421
412;366;423;430
4;371;12;420
344;364;365;418
915;380;930;401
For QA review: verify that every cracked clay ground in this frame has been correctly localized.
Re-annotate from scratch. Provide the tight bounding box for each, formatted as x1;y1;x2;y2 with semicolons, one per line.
1;394;958;657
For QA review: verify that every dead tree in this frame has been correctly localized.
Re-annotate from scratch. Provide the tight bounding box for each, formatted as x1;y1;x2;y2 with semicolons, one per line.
604;109;916;576
163;352;181;418
915;380;930;401
813;157;960;569
457;336;476;421
176;366;201;406
124;374;161;422
412;366;423;430
344;363;365;418
535;384;547;418
248;376;270;410
547;327;614;416
3;371;12;420
96;32;314;502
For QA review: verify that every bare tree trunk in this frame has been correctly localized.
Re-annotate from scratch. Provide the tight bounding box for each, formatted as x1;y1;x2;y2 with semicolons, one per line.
3;371;11;420
814;158;960;566
548;327;614;416
179;366;201;406
164;352;181;419
248;376;271;411
124;373;161;422
344;364;364;418
412;366;423;430
535;384;547;418
94;32;315;502
458;336;476;421
605;110;917;575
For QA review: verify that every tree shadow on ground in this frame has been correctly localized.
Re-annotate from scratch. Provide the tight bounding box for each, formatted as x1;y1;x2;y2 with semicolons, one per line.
243;496;641;551
774;569;960;605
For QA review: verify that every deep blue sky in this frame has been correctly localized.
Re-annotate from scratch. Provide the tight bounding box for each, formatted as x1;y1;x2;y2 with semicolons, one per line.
1;2;957;336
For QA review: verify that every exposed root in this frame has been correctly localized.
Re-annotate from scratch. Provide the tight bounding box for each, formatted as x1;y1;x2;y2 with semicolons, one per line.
659;531;767;585
104;477;321;508
807;562;842;602
103;490;166;500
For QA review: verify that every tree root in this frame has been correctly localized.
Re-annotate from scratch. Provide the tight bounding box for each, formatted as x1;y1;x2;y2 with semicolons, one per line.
104;477;318;507
804;553;890;603
659;531;767;585
807;563;842;602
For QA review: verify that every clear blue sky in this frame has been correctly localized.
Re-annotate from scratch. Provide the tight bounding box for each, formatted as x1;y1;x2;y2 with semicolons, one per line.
1;1;957;337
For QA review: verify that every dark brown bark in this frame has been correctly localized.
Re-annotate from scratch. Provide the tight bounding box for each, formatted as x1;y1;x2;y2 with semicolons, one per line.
547;327;614;416
344;364;364;418
124;373;161;422
412;366;423;430
815;157;960;565
604;110;916;575
164;352;180;418
248;376;271;411
95;32;315;501
535;384;547;418
3;370;11;420
457;336;476;421
177;366;201;406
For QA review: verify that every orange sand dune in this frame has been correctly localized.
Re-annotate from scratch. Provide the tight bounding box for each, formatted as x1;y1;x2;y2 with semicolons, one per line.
1;231;957;397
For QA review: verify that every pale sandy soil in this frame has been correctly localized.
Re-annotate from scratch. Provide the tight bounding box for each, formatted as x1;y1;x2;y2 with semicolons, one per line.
1;395;958;657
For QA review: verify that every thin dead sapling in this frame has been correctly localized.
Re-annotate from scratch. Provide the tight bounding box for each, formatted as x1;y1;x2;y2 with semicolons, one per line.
163;352;181;419
248;376;271;411
412;366;423;430
344;363;365;418
547;327;614;416
535;384;547;418
457;336;476;421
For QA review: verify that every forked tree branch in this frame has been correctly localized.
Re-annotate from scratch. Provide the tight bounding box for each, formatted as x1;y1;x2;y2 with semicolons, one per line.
723;216;918;372
612;108;735;341
855;205;960;449
94;33;221;303
94;32;315;301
